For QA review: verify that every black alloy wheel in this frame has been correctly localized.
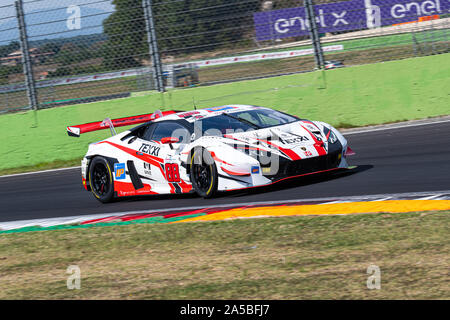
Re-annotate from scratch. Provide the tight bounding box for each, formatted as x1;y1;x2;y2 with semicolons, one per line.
190;148;218;198
89;157;115;203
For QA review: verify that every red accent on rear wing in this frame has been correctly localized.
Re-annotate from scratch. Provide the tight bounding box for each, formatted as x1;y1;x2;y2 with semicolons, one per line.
66;111;177;137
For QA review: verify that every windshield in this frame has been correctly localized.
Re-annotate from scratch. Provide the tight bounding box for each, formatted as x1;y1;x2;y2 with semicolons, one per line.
196;108;299;136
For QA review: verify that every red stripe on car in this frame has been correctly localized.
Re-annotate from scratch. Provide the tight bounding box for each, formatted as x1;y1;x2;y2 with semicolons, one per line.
300;125;327;156
256;139;301;161
114;181;158;197
210;151;234;166
221;167;251;176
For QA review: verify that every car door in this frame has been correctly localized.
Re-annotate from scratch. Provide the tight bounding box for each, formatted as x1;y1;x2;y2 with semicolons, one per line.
119;122;163;190
134;121;191;194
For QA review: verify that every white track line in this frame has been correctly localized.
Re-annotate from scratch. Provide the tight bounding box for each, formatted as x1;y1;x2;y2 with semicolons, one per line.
1;117;449;178
370;197;393;202
343;118;450;135
1;190;449;231
416;194;443;200
0;166;81;179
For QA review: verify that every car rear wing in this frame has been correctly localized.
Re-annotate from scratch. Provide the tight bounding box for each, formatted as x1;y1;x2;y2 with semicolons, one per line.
66;110;178;137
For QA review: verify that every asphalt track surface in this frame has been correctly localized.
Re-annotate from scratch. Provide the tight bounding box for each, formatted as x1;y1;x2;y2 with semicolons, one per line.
1;121;449;222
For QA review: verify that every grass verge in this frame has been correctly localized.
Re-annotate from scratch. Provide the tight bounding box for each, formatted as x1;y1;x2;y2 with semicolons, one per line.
0;211;448;299
0;53;449;174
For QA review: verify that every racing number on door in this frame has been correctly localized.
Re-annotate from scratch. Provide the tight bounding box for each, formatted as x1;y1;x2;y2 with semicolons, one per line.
165;163;180;182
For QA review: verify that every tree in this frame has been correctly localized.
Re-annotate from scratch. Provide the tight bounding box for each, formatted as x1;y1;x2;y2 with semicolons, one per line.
0;41;20;58
102;0;147;70
153;0;259;55
39;42;62;55
55;43;92;65
102;0;260;69
0;64;22;85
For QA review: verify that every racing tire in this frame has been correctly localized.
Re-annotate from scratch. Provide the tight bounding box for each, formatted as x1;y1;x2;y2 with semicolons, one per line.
88;156;115;203
190;148;218;199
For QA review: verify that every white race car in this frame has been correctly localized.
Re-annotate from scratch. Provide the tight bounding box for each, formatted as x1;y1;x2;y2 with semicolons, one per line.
324;60;344;70
67;105;354;203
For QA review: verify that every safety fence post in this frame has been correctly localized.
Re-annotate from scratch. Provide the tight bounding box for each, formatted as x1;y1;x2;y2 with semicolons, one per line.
15;0;38;111
142;0;165;92
304;0;325;70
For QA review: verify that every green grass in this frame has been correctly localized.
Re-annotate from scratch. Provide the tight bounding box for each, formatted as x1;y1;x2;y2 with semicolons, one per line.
0;53;449;173
180;28;447;62
0;211;448;299
261;29;448;55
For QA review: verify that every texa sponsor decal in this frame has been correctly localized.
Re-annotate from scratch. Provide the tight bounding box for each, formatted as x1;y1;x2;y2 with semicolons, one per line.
280;136;309;144
114;163;126;180
139;143;160;156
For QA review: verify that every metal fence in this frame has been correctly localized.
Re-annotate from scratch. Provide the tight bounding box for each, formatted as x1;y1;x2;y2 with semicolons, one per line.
0;0;449;114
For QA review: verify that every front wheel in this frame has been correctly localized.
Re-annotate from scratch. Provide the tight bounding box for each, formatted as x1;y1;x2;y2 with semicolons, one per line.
190;148;218;198
88;157;115;203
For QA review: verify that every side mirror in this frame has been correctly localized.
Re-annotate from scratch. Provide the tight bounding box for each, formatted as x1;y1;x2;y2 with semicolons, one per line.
161;137;179;144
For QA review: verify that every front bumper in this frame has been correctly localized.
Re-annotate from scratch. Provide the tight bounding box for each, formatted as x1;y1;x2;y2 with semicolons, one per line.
81;157;90;191
261;143;344;182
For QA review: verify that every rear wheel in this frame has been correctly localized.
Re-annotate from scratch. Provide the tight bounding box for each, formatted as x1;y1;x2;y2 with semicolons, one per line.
89;157;114;203
190;148;218;198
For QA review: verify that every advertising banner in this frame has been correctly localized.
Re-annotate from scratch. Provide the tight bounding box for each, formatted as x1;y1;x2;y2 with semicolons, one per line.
175;45;344;68
254;0;450;41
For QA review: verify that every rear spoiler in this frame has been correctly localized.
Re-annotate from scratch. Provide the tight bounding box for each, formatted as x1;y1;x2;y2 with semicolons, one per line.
66;110;178;137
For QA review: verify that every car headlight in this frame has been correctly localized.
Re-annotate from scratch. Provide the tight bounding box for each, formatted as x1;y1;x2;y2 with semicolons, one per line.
323;127;338;144
329;131;338;144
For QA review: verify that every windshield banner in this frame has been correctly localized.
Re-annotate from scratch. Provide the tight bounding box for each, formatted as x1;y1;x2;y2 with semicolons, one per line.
253;0;449;41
